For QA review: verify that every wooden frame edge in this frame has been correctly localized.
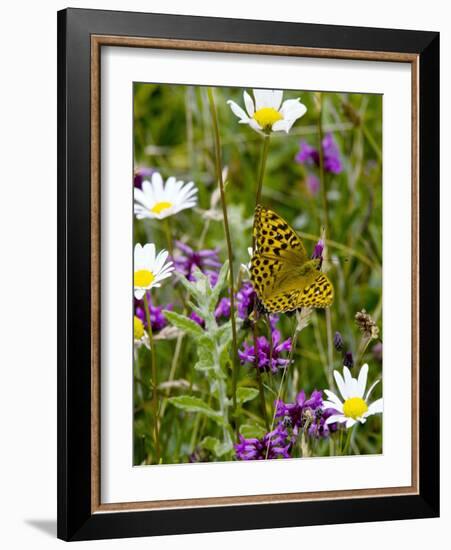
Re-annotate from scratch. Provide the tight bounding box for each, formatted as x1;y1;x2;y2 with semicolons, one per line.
90;34;420;515
91;34;418;62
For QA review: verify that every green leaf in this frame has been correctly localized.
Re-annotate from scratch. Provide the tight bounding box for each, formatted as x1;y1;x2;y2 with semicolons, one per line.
239;423;266;439
163;310;204;337
218;343;231;373
236;387;259;404
168;396;224;425
175;273;204;301
209;261;229;309
200;436;233;457
200;436;221;453
214;440;234;457
215;320;232;346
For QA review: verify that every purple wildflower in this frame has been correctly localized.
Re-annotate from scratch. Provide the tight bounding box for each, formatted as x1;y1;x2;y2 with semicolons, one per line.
296;141;319;165
312;238;324;260
322;133;343;173
238;329;291;373
306;173;320;196
134;294;171;332
236;281;256;319
235;422;291;460
334;331;344;351
189;311;205;328
343;351;354;368
296;133;342;175
275;390;323;428
276;390;338;439
215;297;231;320
173;241;221;286
308;408;339;439
372;342;383;362
133;166;153;189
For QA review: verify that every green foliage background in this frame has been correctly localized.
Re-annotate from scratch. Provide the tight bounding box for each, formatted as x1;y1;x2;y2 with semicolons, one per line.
133;84;383;465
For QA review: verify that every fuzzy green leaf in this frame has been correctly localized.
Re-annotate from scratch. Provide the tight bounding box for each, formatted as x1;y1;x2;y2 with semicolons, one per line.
209;261;229;309
200;436;221;453
163;310;204;337
236;387;259;404
200;436;233;457
168;396;224;425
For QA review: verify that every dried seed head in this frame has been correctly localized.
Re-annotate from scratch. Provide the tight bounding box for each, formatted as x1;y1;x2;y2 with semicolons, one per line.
355;309;379;339
302;408;314;428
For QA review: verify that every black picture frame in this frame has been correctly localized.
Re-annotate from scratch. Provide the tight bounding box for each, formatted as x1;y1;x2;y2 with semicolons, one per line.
57;7;439;541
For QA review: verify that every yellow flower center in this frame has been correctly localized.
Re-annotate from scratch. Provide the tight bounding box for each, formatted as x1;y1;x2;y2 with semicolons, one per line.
134;269;154;288
342;397;368;419
150;201;173;214
253;107;283;129
134;316;145;340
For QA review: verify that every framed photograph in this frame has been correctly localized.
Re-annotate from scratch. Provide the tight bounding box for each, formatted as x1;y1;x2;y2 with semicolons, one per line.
57;8;439;541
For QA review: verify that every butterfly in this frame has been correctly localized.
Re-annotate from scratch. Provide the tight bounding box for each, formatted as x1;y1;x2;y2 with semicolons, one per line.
251;205;334;313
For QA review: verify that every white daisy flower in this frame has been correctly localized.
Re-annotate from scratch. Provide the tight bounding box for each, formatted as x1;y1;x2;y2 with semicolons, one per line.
227;89;307;134
134;171;198;220
322;363;383;429
134;315;150;357
134;243;174;299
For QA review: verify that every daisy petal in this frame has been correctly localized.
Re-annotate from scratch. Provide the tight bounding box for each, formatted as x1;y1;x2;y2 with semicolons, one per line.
322;400;344;413
134;187;151;208
134;288;145;300
253;89;283;110
280;99;307;121
323;390;344;408
141;179;155;202
357;363;368;397
227;100;249;122
243;91;255;116
368;397;383;415
334;369;348;400
248;118;262;133
326;414;346;425
346;418;357;428
271;119;291;133
142;243;156;267
151;172;164;197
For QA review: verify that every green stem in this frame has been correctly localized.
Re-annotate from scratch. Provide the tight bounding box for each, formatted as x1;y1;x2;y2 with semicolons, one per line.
250;135;272;435
163;218;173;256
338;427;344;455
207;87;240;435
254;319;269;430
325;308;334;388
255;134;270;207
158;333;185;420
317;94;329;231
343;426;354;455
355;335;373;368
143;292;160;463
362;125;383;163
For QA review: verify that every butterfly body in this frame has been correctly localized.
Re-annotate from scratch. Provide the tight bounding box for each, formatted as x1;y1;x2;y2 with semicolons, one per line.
251;206;334;313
